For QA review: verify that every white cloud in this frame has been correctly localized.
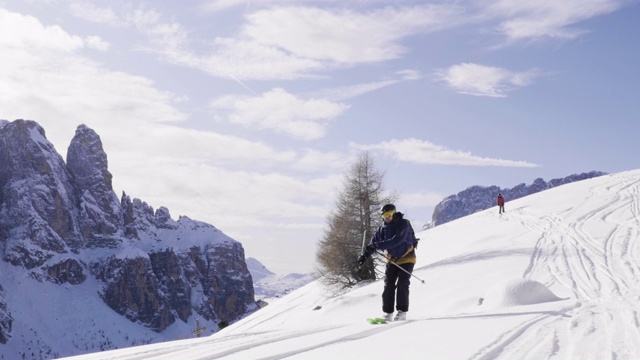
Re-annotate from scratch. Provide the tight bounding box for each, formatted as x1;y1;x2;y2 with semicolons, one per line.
68;2;127;27
131;8;190;50
0;9;84;53
199;4;462;79
435;63;540;97
120;126;298;166
66;3;463;80
0;10;185;134
397;69;423;81
319;80;400;101
84;35;110;51
69;3;191;54
351;138;539;167
241;5;459;64
200;0;254;13
113;155;335;220
198;37;326;80
66;3;324;80
312;70;421;101
63;1;628;83
209;88;350;140
483;0;625;42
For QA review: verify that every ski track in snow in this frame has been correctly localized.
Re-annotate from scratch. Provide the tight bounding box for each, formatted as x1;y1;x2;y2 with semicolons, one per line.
474;174;640;359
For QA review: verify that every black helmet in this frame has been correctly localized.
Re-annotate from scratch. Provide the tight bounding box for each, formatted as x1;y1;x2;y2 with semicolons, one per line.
380;204;396;213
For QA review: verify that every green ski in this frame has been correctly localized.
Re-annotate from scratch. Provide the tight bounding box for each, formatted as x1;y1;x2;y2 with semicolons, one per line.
366;317;387;324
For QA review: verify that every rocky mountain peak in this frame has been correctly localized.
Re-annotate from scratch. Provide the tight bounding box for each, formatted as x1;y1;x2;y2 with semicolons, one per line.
0;119;256;355
67;124;113;191
0;119;80;266
67;124;123;247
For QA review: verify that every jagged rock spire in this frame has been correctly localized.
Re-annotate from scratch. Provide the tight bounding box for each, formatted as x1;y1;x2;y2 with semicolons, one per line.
0;119;79;267
67;124;123;247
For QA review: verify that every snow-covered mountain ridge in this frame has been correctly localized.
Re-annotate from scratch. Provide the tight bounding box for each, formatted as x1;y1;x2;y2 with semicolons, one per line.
246;257;315;301
63;169;640;359
427;170;607;228
0;119;256;359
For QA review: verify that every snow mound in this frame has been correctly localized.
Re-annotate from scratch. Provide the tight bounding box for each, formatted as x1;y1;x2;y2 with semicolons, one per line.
483;278;562;308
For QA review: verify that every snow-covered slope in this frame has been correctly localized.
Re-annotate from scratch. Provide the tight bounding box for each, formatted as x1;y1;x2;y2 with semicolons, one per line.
253;272;316;301
62;169;640;360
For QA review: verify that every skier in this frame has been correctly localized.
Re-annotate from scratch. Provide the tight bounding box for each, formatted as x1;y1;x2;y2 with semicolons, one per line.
497;193;506;214
357;204;416;322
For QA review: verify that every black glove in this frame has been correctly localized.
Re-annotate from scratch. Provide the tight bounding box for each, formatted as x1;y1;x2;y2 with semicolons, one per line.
363;244;376;256
357;244;376;265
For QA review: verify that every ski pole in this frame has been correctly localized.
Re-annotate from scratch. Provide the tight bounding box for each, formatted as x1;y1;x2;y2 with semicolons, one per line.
375;251;426;284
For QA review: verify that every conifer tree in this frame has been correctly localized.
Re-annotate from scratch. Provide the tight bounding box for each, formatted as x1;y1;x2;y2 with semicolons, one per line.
316;152;397;288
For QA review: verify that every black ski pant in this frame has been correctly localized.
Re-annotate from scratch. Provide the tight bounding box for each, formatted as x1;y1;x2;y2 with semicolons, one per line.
382;262;415;313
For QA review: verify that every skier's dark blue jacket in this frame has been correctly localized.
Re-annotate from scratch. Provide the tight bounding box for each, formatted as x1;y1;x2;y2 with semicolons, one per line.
368;212;416;265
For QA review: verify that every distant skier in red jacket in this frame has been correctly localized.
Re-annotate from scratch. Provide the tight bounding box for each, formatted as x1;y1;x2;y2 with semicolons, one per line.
497;194;505;214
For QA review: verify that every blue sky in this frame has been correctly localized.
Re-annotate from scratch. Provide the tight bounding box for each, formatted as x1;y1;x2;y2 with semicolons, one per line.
1;0;639;275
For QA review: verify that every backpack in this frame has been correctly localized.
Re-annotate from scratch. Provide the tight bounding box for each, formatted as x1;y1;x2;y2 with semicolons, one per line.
405;219;420;250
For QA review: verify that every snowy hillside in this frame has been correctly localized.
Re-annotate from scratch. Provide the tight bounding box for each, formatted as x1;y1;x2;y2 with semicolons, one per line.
253;272;316;302
247;257;315;301
62;169;640;360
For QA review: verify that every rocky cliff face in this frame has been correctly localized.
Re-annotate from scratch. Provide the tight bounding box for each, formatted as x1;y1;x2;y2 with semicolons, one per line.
0;119;80;268
427;171;607;228
0;285;10;344
0;120;255;348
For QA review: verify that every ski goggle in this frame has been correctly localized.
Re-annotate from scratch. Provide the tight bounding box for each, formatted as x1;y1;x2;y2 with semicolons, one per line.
381;209;395;220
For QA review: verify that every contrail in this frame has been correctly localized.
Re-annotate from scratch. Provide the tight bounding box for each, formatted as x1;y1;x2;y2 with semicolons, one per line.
227;73;257;95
